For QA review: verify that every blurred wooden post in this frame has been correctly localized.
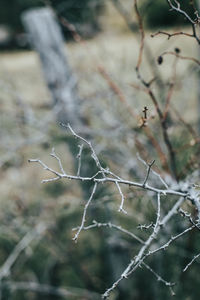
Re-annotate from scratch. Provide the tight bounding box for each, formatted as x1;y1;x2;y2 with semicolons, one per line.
21;7;80;125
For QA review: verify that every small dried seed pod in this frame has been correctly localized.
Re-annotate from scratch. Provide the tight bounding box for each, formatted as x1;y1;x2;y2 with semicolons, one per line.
175;47;181;53
157;56;163;65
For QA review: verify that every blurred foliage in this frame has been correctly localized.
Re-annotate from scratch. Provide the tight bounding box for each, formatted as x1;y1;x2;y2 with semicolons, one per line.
0;0;104;37
0;0;42;29
140;0;197;28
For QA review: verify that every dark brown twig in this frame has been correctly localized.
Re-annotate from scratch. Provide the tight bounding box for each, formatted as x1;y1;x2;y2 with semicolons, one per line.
162;55;178;121
151;30;194;40
134;0;145;71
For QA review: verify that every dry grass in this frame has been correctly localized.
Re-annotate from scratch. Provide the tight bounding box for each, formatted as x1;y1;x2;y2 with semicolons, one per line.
0;24;198;117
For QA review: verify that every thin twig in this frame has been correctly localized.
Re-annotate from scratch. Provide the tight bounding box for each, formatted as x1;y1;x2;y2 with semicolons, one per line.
73;183;98;242
183;252;200;272
51;147;65;174
61;123;106;175
142;262;175;287
134;0;145;71
162;55;178;121
142;159;155;187
115;181;127;214
161;51;200;66
137;153;169;189
76;144;83;177
73;220;145;244
151;30;194;40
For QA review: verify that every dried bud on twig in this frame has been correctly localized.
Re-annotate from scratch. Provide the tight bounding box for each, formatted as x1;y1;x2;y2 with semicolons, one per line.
175;47;181;53
157;56;163;65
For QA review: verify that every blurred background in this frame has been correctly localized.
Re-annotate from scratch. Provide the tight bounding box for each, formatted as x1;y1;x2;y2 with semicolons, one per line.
0;0;200;299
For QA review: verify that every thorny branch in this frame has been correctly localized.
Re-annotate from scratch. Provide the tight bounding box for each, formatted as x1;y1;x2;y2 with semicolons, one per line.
74;222;175;290
29;125;200;299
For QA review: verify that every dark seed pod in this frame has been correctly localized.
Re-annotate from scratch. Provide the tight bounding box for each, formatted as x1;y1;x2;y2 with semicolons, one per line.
157;56;163;65
175;47;180;53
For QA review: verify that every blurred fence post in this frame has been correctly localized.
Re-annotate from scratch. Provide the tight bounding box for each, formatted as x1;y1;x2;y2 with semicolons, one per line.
21;7;80;125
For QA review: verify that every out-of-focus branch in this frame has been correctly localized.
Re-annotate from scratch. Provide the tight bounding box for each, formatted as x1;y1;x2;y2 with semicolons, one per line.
132;84;178;180
4;280;100;299
110;0;165;93
161;51;200;67
162;55;178;121
124;1;179;179
58;7;170;174
171;104;200;142
98;66;169;171
0;223;46;281
134;0;144;71
110;0;137;32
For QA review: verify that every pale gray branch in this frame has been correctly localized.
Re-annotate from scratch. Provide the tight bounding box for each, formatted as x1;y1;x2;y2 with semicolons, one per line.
73;220;145;244
73;183;98;242
0;223;46;281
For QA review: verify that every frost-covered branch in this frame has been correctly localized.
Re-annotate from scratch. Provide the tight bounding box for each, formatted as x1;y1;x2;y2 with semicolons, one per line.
29;125;200;299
